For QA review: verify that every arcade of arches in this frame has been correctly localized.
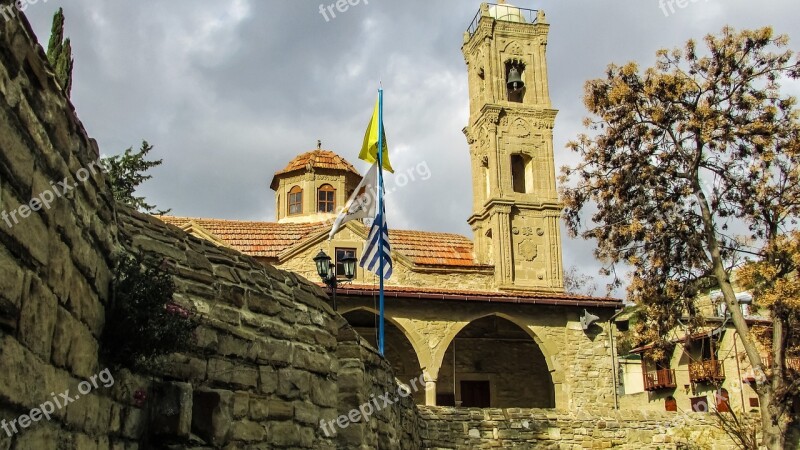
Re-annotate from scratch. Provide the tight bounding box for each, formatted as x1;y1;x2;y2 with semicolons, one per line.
339;297;615;409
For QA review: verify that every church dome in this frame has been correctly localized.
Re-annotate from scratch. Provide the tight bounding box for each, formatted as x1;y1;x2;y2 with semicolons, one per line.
271;149;361;190
274;149;360;178
489;3;527;23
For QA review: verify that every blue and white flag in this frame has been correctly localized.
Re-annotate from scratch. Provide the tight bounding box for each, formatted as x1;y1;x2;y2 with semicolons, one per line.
360;205;392;279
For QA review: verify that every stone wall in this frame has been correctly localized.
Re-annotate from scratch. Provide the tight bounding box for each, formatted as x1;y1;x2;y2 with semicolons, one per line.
0;5;123;448
334;326;423;449
419;407;747;450
0;7;423;449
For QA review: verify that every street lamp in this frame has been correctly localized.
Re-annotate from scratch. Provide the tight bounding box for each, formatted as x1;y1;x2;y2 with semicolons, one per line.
313;249;357;311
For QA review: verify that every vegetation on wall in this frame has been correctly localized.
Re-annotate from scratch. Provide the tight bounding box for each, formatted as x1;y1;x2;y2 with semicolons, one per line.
103;141;170;214
102;252;196;371
46;8;73;97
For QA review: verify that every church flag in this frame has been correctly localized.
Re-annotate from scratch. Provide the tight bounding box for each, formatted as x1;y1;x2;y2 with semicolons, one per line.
328;162;379;240
358;98;394;173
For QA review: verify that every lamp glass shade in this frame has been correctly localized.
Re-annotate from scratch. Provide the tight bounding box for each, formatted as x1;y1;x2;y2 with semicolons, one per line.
313;250;332;280
341;255;358;280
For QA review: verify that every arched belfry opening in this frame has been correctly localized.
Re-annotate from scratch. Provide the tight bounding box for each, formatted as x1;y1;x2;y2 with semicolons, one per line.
341;310;425;404
436;315;555;408
505;60;526;103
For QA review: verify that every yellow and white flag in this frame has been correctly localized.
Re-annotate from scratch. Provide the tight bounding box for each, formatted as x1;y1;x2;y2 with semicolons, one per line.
358;99;394;173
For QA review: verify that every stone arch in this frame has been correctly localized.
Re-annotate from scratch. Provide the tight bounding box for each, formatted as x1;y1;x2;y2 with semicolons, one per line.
436;312;558;376
338;306;428;376
435;312;563;408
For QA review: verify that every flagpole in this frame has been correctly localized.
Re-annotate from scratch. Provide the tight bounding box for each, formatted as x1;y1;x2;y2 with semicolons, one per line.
377;87;386;356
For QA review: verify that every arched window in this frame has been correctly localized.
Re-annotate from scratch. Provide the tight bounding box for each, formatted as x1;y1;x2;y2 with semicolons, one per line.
715;389;730;412
288;186;303;215
318;184;335;213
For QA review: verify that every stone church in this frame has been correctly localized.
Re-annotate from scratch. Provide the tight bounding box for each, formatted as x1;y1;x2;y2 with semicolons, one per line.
161;3;622;411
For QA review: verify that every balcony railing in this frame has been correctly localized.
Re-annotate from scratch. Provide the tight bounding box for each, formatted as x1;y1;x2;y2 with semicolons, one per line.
689;359;725;383
643;368;677;391
765;356;800;373
466;4;539;37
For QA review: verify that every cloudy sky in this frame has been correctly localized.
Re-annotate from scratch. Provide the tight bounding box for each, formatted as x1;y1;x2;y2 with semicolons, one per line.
22;0;800;295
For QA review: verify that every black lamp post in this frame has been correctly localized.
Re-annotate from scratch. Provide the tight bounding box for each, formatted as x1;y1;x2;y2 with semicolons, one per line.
313;249;357;311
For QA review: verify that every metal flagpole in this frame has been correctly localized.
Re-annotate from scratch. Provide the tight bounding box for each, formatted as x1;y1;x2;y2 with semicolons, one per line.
377;87;386;356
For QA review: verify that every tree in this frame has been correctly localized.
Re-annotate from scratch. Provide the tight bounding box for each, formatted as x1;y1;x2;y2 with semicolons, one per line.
103;141;170;214
563;265;600;297
561;27;800;449
46;8;73;97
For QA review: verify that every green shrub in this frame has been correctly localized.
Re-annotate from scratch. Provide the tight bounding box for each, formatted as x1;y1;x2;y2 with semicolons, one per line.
102;252;196;370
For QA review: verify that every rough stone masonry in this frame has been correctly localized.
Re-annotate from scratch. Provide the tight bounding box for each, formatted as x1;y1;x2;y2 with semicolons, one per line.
0;3;749;449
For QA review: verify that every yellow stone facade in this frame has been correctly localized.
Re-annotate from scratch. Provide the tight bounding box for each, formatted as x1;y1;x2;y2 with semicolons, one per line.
462;4;564;292
160;3;624;411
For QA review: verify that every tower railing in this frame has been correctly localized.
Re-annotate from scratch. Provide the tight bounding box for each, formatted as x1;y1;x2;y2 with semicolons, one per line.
467;4;539;37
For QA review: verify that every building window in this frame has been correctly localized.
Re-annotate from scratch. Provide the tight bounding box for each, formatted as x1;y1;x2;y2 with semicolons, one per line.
288;186;303;215
335;248;356;277
511;154;533;193
715;389;731;412
690;396;709;413
318;184;336;213
749;397;759;408
665;396;677;412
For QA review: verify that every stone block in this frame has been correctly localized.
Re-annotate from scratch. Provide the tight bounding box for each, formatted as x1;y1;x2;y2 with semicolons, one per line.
267;399;293;420
232;392;249;419
267;421;314;448
18;277;58;360
277;368;311;399
247;291;282;316
192;388;233;447
249;397;269;421
256;339;293;366
231;420;266;443
293;400;319;425
258;365;278;395
150;382;193;438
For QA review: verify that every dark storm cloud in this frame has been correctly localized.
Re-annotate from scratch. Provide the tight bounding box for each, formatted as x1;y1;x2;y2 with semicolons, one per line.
21;0;800;296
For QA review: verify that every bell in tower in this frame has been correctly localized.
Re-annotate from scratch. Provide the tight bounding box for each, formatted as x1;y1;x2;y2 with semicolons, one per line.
506;63;525;102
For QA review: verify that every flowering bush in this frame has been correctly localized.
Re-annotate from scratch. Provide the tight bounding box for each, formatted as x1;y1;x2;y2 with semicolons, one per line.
101;252;197;370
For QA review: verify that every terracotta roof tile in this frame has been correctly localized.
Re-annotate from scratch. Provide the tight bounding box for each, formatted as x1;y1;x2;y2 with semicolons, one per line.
389;229;477;267
274;149;360;178
158;216;327;257
157;216;482;267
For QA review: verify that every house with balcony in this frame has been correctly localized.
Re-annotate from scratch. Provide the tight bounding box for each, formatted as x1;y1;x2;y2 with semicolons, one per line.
615;289;798;413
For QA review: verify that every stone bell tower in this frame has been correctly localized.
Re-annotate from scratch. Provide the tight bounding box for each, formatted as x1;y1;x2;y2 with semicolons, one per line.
462;2;564;292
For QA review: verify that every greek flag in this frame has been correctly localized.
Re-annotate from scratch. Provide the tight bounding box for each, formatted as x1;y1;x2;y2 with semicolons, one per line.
360;205;392;279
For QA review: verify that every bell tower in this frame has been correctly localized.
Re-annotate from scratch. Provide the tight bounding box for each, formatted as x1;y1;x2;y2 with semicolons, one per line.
462;2;564;291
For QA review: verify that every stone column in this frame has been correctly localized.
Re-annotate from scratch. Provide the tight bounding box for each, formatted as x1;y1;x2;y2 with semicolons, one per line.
494;204;514;286
424;374;437;406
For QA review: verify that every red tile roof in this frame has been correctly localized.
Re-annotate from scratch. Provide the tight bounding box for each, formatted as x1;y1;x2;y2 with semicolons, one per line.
329;284;623;308
156;216;482;267
389;229;478;267
158;216;327;257
274;149;360;178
